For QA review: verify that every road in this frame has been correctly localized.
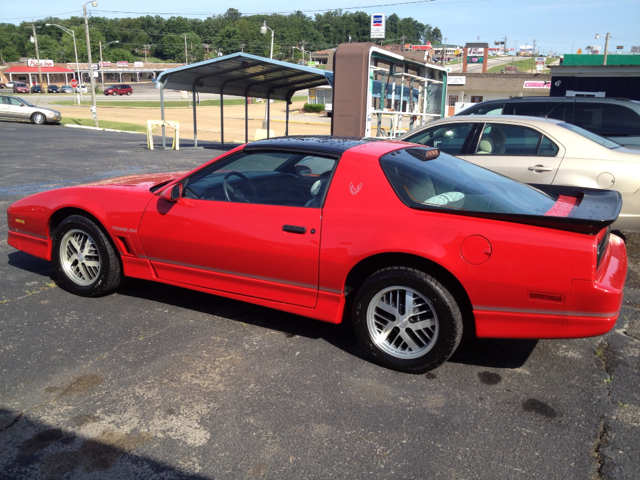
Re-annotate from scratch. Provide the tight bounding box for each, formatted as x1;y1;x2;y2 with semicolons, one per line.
0;121;639;479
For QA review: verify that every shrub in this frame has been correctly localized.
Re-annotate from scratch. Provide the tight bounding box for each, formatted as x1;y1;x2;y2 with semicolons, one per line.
303;103;324;113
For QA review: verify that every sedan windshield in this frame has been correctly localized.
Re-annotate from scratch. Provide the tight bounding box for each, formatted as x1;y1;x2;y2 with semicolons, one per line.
381;147;557;215
558;122;621;149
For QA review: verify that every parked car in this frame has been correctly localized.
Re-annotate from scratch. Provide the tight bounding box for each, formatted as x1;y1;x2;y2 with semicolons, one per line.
103;84;132;96
31;85;42;93
75;84;88;93
456;97;640;147
6;137;627;373
60;85;74;93
0;94;62;124
13;82;30;94
5;82;15;89
48;85;59;93
398;115;640;231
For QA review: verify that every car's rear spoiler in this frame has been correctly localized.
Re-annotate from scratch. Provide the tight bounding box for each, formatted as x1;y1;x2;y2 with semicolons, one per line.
418;185;622;235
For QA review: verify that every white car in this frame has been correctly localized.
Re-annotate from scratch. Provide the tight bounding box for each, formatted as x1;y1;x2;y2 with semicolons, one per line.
75;85;88;93
398;115;640;231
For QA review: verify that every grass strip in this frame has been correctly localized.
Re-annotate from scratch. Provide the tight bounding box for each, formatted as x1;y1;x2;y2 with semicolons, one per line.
61;117;147;132
487;57;555;73
51;96;308;108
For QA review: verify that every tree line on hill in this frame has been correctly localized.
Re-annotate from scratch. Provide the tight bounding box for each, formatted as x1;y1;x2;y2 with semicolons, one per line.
0;8;442;64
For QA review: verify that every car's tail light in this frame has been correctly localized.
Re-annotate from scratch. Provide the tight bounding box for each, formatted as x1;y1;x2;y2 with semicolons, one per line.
597;227;610;271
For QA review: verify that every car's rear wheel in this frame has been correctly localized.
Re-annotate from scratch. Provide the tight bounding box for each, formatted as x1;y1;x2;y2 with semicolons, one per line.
352;266;463;373
52;215;122;297
31;113;46;125
126;91;131;96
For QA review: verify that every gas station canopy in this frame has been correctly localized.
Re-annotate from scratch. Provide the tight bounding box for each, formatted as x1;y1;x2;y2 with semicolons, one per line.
156;53;333;101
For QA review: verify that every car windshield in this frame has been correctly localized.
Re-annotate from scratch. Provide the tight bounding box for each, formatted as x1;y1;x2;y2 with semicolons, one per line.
558;122;621;149
380;147;557;215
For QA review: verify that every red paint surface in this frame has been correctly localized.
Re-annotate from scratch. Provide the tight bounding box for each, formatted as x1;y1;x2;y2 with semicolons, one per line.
5;141;627;341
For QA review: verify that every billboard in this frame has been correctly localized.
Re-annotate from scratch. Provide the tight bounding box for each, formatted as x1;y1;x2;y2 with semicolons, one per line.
370;14;385;39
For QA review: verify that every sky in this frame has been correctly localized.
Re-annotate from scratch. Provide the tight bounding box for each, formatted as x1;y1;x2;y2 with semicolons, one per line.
2;0;639;56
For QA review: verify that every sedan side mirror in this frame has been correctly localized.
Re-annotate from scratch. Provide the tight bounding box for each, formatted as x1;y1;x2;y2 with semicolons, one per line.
161;183;182;202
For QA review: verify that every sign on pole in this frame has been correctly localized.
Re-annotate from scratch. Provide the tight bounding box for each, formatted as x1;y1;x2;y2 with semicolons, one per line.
370;14;385;39
70;79;78;87
535;57;546;71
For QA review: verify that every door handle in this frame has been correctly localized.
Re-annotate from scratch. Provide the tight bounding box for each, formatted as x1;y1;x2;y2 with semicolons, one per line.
528;165;553;172
283;225;306;234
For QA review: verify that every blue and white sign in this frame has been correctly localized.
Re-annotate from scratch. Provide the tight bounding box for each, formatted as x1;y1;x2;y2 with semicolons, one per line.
371;13;385;39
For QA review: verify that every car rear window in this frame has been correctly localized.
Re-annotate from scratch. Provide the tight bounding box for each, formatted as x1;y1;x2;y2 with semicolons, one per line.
380;147;557;215
558;122;620;149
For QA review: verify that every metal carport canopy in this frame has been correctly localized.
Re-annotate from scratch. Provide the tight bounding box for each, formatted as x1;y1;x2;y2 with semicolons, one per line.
154;53;334;148
156;53;333;100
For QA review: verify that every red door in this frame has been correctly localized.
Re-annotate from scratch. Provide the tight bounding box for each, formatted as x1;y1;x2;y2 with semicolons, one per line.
138;196;322;307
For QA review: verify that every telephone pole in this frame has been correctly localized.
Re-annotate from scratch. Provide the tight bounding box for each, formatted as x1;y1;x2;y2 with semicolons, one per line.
31;22;44;92
184;34;189;64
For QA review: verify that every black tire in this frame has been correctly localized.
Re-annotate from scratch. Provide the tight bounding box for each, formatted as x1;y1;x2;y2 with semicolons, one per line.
126;91;131;96
31;112;46;125
352;266;463;374
52;215;122;297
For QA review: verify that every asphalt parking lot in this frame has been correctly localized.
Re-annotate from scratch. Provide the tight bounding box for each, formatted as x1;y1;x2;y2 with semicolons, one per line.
1;121;639;479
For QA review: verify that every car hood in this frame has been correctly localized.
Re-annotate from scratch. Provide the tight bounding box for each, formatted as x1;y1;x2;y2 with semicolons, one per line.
86;172;185;190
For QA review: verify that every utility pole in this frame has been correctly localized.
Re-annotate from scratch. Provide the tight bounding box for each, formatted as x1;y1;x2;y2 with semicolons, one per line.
240;43;245;53
31;22;44;92
184;34;189;64
503;35;508;56
83;1;98;128
441;37;447;66
144;44;148;62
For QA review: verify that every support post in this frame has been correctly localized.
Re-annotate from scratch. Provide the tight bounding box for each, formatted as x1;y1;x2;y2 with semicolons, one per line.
160;86;166;149
285;99;290;136
266;95;271;138
220;90;224;146
245;93;249;144
192;85;198;147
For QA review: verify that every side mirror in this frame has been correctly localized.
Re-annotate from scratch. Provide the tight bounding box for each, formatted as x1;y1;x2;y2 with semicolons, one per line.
295;164;312;176
161;183;182;202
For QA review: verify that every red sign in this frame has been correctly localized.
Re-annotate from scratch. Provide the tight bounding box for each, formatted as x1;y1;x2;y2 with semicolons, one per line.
70;79;78;87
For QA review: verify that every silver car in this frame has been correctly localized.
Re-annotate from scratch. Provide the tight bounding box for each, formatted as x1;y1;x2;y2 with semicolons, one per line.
0;94;62;125
398;115;640;231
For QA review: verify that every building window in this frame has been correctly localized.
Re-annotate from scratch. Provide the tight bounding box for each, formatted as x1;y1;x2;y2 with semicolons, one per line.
449;95;459;107
471;95;484;103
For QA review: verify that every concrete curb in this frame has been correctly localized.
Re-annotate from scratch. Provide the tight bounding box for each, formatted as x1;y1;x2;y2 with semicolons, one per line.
64;124;143;135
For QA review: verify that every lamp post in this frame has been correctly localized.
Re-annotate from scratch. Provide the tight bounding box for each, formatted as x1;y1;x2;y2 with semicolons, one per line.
260;21;274;59
595;32;611;65
46;23;81;101
83;0;99;127
99;40;118;91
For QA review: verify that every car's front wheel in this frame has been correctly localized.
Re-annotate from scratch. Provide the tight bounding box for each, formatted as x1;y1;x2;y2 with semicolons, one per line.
112;91;117;96
352;267;463;373
31;113;46;125
52;215;122;297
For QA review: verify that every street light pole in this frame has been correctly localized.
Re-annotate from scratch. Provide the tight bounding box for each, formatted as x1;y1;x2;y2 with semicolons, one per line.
46;23;81;103
83;0;99;127
99;40;118;91
260;21;274;59
30;22;44;93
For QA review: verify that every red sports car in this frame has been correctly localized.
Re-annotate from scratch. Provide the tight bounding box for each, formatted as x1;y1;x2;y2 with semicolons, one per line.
6;137;627;373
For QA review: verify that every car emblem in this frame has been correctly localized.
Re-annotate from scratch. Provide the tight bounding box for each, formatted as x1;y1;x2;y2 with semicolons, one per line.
350;182;362;195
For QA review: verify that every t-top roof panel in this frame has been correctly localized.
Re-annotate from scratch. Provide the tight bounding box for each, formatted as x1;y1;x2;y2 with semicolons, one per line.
156;53;334;101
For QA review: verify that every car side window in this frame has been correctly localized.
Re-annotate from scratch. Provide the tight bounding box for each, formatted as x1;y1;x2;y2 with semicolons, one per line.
182;151;337;208
475;124;551;156
8;97;22;106
404;123;473;155
573;103;640;136
504;102;559;117
465;104;505;115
